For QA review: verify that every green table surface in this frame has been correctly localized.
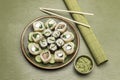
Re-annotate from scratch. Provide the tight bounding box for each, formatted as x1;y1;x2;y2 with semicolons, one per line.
0;0;120;80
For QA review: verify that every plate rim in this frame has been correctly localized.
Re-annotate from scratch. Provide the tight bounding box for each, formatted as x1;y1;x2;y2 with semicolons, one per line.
20;16;80;69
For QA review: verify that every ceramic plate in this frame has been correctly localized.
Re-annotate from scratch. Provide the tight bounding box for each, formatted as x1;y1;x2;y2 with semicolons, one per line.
20;16;80;69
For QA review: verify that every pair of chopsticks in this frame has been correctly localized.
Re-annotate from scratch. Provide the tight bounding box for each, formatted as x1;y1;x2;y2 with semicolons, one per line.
39;7;94;28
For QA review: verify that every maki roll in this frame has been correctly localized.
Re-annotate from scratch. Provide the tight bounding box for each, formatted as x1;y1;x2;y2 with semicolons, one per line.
28;43;41;55
39;38;48;48
62;42;75;55
55;22;67;33
47;36;55;44
54;50;66;63
61;31;74;42
52;30;61;38
32;32;44;43
40;49;52;63
43;29;52;37
45;19;57;30
33;21;45;31
28;32;34;42
49;44;57;51
56;38;64;47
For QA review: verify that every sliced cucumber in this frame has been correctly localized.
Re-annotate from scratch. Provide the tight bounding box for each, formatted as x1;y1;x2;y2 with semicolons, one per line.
50;54;55;64
28;32;33;42
35;55;42;63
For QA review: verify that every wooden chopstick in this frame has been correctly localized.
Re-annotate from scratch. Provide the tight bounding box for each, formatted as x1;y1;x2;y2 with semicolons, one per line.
40;7;94;16
39;8;91;28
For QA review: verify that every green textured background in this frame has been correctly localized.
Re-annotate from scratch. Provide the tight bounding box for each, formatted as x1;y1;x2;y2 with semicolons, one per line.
0;0;120;80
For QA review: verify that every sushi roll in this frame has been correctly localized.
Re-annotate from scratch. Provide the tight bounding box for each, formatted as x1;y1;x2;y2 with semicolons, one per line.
47;36;55;44
56;38;64;47
32;32;44;43
39;38;48;48
28;32;34;42
40;49;52;63
52;30;61;38
55;22;67;33
61;31;74;42
45;19;57;30
54;50;66;63
62;42;75;55
43;29;52;37
49;44;57;51
33;21;45;31
28;43;41;55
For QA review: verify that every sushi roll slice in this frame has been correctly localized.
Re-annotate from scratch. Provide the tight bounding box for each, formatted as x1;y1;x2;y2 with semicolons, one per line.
45;19;57;30
43;29;52;37
28;43;41;55
61;31;74;42
39;38;48;48
54;50;66;63
49;44;57;51
40;49;52;63
33;21;45;31
52;30;61;38
62;42;75;55
55;22;67;33
28;32;34;42
32;32;44;43
47;36;55;44
56;38;64;47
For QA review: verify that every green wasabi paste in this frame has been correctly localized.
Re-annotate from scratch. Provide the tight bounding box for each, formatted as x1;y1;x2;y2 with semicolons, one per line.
75;56;93;74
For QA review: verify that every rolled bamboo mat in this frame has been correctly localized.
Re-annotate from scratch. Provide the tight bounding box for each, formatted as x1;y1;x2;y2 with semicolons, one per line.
63;0;108;65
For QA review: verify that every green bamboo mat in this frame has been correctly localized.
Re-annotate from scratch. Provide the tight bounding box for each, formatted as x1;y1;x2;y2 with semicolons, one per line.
63;0;108;65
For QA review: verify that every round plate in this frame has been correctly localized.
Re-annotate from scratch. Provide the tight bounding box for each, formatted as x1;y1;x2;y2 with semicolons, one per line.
20;16;80;69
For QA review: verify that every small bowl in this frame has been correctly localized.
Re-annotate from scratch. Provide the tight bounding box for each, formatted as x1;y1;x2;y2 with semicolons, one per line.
74;55;94;74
